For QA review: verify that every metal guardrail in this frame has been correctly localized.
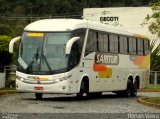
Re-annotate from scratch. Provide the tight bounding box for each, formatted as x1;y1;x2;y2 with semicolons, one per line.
3;65;17;87
4;65;17;73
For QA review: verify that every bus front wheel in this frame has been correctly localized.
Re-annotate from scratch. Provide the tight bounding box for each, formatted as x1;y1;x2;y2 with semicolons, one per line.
76;79;88;99
35;93;43;100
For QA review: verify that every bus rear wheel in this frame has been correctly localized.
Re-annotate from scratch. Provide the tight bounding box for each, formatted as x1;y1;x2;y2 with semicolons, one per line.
124;79;132;97
131;80;138;97
35;93;43;100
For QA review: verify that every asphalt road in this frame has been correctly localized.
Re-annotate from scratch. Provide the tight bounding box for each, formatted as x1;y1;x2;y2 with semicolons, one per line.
0;92;160;119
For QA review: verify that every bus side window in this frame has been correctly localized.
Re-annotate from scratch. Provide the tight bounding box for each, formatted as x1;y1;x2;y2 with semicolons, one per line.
69;42;80;69
129;37;137;55
71;28;86;60
71;29;86;58
144;39;150;55
98;33;104;52
98;33;109;52
119;35;128;54
69;29;86;68
85;30;97;56
109;34;119;53
137;38;144;55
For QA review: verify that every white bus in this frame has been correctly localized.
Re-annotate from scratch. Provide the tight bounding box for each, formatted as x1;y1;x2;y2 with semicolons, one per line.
9;19;150;99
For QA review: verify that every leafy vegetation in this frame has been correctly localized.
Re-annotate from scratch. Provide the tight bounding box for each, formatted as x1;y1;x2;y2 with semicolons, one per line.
0;35;13;72
143;2;160;71
143;97;160;104
150;36;160;71
0;87;16;91
143;2;160;36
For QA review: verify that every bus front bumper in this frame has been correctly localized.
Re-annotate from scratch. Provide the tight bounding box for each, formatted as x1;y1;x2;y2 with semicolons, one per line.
16;79;73;94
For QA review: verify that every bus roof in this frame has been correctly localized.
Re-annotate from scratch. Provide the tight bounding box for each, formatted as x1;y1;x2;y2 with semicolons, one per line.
24;19;147;39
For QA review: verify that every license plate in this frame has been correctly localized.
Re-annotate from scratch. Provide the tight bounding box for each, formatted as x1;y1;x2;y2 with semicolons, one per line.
34;86;44;90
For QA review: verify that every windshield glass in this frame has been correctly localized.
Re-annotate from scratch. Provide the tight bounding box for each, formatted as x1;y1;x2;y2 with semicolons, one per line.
18;32;71;75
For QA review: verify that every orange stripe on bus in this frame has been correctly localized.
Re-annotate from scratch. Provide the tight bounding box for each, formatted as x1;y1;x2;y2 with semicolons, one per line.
93;63;107;72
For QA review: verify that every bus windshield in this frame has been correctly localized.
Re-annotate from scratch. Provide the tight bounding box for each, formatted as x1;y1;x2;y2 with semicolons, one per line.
18;32;71;75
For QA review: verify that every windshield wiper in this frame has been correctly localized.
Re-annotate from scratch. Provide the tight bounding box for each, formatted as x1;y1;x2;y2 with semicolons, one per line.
26;46;39;71
41;54;52;72
52;68;68;73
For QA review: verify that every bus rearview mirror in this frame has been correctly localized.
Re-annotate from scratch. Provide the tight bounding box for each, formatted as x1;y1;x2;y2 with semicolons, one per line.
65;37;80;55
9;36;21;53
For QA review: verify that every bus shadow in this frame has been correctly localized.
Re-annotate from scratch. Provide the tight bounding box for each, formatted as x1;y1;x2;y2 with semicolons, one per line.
29;93;137;102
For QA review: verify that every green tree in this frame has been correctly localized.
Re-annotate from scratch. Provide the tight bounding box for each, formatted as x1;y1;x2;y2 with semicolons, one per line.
0;35;13;72
150;36;160;71
143;2;160;36
143;2;160;71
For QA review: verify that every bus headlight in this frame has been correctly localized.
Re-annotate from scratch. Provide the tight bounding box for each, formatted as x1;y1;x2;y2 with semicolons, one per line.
59;74;72;81
54;74;72;83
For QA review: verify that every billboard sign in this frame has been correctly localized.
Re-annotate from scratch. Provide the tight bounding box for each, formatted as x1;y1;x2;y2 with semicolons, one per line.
83;7;153;36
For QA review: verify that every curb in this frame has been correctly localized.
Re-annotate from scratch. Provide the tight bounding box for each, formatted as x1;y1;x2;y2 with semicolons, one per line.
138;89;160;92
0;90;17;95
137;97;160;109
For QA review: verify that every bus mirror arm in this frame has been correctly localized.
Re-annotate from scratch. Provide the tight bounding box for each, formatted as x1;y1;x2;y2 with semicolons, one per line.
9;36;21;53
65;37;80;55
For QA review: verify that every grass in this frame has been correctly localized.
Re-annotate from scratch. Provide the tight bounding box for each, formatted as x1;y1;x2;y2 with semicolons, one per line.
0;87;16;90
139;84;160;107
145;84;160;90
143;97;160;104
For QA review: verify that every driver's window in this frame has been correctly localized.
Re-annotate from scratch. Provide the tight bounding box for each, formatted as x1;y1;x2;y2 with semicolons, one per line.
69;42;80;68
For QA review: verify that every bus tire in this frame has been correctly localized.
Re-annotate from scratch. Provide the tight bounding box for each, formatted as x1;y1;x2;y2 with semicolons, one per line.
131;80;138;97
35;93;43;100
124;79;132;97
76;79;87;99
